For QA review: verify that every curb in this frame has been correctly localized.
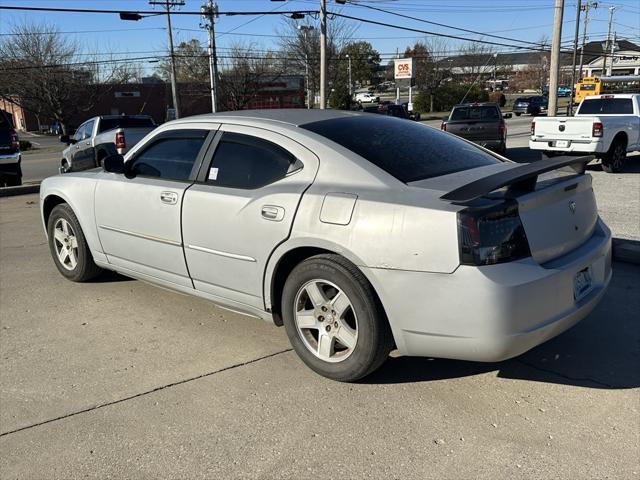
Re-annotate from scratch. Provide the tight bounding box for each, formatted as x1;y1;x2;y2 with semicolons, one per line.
0;183;40;197
612;238;640;265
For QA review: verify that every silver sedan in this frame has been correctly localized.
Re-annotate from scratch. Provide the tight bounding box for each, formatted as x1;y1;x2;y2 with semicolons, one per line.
40;110;612;381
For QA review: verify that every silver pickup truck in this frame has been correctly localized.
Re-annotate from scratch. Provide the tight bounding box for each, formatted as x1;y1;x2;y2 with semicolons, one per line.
60;115;156;173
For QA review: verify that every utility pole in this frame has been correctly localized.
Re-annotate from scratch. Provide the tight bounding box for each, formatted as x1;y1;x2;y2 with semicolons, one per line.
568;0;582;115
201;0;219;113
608;32;617;76
602;6;615;76
578;1;597;80
548;0;564;117
319;0;327;109
347;54;352;96
150;0;183;119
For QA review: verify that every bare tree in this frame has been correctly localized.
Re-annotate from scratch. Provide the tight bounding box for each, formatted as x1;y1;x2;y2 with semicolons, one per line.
157;39;209;83
278;17;356;107
0;21;133;133
218;42;282;111
457;42;496;82
510;36;550;92
404;38;452;112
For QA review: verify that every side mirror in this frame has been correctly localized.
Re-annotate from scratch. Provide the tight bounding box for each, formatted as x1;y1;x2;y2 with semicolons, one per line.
503;112;513;119
103;154;126;174
60;134;76;145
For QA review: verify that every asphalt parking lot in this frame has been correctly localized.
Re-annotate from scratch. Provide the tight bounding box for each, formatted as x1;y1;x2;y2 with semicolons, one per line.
1;190;639;478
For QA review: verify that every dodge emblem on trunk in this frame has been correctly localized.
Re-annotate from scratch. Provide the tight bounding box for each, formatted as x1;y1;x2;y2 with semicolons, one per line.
559;124;565;132
569;200;576;214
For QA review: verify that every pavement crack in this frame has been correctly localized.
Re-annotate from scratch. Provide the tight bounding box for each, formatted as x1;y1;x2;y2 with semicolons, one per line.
0;348;293;438
515;359;617;389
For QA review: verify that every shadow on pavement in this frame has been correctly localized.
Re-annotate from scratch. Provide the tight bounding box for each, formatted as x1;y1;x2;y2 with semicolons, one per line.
506;147;640;174
88;270;135;283
363;262;640;389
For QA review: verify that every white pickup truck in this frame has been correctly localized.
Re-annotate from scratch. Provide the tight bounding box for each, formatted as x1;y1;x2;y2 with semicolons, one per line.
529;94;640;173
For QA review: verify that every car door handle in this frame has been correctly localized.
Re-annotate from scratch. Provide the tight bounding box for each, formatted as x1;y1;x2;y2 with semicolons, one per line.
261;205;285;221
160;191;178;205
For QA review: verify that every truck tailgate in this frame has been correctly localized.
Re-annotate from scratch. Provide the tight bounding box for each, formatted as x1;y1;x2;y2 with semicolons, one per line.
533;117;595;140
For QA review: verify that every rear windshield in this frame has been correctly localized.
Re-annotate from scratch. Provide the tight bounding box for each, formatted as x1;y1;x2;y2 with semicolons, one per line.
99;117;155;133
578;98;634;115
579;84;597;91
301;115;501;183
515;97;531;103
450;106;499;121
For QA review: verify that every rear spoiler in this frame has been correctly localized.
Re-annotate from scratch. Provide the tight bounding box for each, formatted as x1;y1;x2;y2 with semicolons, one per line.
440;156;594;204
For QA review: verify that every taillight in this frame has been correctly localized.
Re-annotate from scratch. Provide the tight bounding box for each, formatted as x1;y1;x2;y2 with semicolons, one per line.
530;121;535;136
499;121;506;138
441;122;447;131
457;200;531;266
592;122;603;137
115;131;126;149
9;129;19;149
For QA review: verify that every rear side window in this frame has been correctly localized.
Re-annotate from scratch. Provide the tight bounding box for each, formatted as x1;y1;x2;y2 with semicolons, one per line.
302;115;501;183
207;132;297;189
451;106;499;121
578;98;634;115
99;117;155;133
130;129;207;180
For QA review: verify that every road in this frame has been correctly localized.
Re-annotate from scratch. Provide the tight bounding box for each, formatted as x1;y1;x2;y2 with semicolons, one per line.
19;133;65;183
0;193;638;479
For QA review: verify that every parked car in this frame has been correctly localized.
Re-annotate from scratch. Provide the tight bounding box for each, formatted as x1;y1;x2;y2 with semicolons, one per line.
59;115;156;173
376;103;421;121
530;94;640;173
354;92;379;104
40;110;611;382
441;102;509;155
557;86;572;97
0;111;22;187
513;96;548;116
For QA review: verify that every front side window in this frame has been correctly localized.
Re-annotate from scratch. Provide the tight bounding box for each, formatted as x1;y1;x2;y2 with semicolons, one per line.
129;129;207;181
73;123;88;141
206;132;297;189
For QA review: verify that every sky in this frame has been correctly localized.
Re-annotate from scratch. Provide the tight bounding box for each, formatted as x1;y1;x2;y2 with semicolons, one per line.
1;0;639;75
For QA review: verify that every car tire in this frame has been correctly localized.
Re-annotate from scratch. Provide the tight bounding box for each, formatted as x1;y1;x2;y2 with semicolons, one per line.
95;150;107;168
47;203;103;282
515;112;521;117
602;137;627;173
5;166;22;186
281;254;394;382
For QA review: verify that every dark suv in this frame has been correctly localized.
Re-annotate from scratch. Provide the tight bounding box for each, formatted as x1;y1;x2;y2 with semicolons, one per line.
441;102;509;155
0;111;22;187
513;96;548;116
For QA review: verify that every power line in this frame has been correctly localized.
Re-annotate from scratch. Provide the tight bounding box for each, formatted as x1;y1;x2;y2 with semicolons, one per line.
0;5;319;16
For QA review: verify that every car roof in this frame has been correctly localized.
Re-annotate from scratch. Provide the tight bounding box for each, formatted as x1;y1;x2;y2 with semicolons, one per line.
173;109;363;128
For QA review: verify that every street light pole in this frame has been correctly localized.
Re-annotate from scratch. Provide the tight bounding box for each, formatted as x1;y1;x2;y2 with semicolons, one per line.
548;0;564;117
602;6;615;76
319;0;327;109
347;54;352;96
298;25;315;109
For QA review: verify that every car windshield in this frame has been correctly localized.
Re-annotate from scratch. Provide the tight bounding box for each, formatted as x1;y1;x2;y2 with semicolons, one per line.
99;117;155;133
450;106;499;121
301;115;502;183
578;98;634;115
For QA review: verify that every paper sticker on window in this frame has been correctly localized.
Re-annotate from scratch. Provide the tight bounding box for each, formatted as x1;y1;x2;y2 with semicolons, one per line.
208;167;219;180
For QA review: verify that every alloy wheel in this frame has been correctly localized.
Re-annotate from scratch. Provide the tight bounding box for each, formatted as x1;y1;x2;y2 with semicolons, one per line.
294;279;358;363
53;218;79;271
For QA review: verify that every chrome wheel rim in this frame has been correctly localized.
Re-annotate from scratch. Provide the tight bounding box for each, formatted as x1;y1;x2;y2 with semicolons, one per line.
294;279;358;363
53;218;79;271
613;144;625;169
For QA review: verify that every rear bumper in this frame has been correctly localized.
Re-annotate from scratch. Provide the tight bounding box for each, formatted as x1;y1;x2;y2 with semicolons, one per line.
0;152;20;166
363;219;612;361
529;137;606;154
